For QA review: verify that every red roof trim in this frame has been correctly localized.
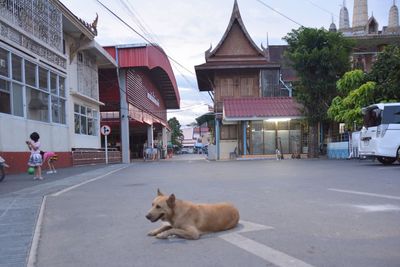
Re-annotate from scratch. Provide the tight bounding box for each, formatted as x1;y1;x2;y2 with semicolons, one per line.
223;97;303;120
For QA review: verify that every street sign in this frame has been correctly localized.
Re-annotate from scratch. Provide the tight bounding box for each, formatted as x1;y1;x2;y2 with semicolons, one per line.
101;125;111;136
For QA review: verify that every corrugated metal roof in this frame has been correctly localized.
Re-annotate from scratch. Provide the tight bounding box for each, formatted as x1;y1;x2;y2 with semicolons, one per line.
103;44;180;109
223;97;303;120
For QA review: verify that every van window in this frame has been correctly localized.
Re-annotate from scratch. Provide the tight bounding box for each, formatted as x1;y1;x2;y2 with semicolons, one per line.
363;107;382;127
382;106;400;124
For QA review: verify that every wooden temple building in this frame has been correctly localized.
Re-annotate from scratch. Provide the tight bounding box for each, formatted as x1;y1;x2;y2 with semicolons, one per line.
195;0;306;160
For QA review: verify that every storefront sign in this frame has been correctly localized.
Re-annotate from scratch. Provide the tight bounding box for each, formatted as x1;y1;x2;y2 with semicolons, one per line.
147;91;160;107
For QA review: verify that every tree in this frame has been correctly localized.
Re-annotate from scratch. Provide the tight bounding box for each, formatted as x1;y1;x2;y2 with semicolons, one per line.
328;45;400;130
366;45;400;101
168;117;183;149
283;27;354;157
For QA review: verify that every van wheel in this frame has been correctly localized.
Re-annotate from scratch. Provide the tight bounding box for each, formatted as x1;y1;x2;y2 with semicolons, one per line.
377;156;396;165
397;147;400;163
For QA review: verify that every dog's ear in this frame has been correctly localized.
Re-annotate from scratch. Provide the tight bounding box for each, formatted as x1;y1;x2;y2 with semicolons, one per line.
157;188;163;196
167;194;175;209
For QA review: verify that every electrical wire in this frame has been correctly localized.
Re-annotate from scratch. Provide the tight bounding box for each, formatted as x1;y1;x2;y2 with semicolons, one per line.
255;0;303;27
96;0;213;107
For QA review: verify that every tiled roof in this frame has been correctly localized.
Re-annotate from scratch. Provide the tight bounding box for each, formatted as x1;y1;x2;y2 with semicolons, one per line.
223;97;303;120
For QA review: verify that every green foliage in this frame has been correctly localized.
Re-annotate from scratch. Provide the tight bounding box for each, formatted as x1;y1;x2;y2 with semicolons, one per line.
328;45;400;130
367;45;400;101
168;117;183;148
336;69;365;95
284;27;354;124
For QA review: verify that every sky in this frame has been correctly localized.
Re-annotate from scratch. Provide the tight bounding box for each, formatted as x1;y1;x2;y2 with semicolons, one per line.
62;0;392;126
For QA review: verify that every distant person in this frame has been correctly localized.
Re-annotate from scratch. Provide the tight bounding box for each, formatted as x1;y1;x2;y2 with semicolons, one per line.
26;132;43;180
40;151;58;174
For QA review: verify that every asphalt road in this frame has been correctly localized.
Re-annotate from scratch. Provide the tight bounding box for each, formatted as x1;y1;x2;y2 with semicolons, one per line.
5;156;400;267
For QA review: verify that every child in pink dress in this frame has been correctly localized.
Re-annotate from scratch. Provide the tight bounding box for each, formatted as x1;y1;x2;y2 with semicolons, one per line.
40;151;58;174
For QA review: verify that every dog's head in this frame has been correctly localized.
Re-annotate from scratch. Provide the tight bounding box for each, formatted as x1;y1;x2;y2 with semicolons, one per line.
145;189;175;223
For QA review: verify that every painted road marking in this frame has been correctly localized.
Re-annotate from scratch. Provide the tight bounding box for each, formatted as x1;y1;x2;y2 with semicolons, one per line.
219;220;315;267
352;204;400;212
220;233;314;267
328;188;400;201
236;220;274;233
51;165;129;197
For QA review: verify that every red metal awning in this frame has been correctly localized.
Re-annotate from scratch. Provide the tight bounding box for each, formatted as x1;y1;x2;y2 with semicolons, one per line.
223;97;303;121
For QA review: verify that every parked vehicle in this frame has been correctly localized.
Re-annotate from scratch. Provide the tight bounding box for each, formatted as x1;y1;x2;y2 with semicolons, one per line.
359;103;400;165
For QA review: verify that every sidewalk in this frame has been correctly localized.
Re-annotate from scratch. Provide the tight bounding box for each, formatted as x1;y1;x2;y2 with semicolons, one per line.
0;163;128;267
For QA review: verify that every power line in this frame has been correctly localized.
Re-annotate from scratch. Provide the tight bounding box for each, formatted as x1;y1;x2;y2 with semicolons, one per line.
304;0;339;19
255;0;303;27
96;0;213;106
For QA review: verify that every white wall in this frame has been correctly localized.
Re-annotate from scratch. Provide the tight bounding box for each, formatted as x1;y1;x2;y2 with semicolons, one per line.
64;34;101;149
220;140;237;160
0;113;69;152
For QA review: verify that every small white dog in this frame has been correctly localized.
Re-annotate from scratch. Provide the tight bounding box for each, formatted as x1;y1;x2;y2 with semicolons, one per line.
275;149;282;160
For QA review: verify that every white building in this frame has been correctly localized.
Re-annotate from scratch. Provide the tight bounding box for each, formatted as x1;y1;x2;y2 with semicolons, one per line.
0;0;116;172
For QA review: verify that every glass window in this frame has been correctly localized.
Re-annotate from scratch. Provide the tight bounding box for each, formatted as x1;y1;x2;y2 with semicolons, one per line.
88;118;93;135
12;54;22;82
261;69;280;97
51;96;60;123
221;125;237;140
80;115;87;134
0;48;9;77
363;107;382;127
51;97;66;124
50;72;57;94
59;76;65;97
251;121;263;154
39;67;48;91
59;99;66;124
74;103;97;136
12;83;23;117
263;121;276;154
25;61;36;87
382;106;400;124
0;79;11;114
26;87;49;122
74;113;80;134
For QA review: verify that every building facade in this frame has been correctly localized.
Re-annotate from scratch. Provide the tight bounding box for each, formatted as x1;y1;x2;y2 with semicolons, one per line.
195;0;306;160
0;0;117;173
99;44;180;162
334;0;400;72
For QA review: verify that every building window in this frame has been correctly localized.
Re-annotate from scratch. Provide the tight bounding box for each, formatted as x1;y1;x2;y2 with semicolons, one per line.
12;54;22;82
0;47;9;77
261;69;280;97
221;124;237;140
0;46;66;123
25;60;37;87
77;51;98;100
74;103;98;136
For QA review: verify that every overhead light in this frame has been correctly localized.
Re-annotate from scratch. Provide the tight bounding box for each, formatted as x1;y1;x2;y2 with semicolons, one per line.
266;118;291;122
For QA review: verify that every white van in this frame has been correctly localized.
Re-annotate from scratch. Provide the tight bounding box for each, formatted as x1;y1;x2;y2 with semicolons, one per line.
359;103;400;165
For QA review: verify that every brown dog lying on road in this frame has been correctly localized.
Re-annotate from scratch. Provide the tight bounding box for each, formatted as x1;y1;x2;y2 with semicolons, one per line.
146;189;240;240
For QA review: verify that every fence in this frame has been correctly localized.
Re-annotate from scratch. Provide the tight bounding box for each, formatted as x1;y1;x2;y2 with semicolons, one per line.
72;148;122;165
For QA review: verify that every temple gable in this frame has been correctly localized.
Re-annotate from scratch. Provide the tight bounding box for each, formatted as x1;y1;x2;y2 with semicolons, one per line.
212;21;261;58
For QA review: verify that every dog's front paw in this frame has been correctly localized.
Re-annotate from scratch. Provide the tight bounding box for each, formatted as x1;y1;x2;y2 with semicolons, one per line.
156;232;169;239
147;230;158;236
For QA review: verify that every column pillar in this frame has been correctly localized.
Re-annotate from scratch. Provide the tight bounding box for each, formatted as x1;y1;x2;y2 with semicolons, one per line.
243;121;247;156
215;118;220;160
162;126;167;158
119;69;130;164
147;124;154;148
